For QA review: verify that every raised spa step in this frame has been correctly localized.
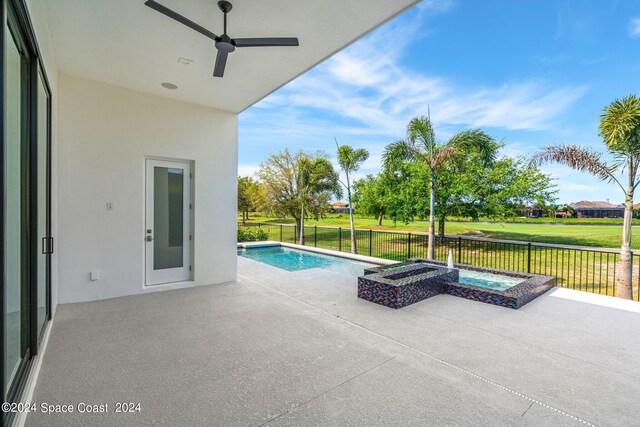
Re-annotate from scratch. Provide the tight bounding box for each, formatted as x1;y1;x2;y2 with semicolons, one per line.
358;263;459;309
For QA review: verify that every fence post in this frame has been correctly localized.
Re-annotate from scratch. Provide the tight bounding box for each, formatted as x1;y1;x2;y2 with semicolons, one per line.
280;224;283;242
338;227;342;252
294;224;297;243
407;233;412;259
458;236;462;263
314;226;317;247
369;229;373;257
527;242;532;273
630;253;634;300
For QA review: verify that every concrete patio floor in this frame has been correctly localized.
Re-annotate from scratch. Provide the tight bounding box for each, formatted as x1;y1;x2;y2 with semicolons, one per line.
26;256;640;426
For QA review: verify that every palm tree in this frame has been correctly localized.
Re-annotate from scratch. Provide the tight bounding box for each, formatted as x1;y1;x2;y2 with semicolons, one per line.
297;156;342;245
383;113;496;260
335;138;369;254
558;204;575;218
530;95;640;300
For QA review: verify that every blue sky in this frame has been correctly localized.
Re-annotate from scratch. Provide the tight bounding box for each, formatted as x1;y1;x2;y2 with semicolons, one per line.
239;0;640;205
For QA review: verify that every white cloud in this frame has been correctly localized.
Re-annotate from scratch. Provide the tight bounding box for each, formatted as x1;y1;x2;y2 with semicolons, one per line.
631;18;640;37
246;5;588;144
238;164;259;178
498;141;532;159
241;0;592;182
418;0;457;15
562;183;597;192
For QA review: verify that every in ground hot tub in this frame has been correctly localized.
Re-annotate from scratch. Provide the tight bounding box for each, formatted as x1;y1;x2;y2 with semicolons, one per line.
406;259;555;309
359;260;554;309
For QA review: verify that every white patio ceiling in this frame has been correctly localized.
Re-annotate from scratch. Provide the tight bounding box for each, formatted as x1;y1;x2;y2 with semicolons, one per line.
43;0;419;113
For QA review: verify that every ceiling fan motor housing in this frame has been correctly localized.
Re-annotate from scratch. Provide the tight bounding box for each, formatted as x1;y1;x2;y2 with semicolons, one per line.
216;34;236;53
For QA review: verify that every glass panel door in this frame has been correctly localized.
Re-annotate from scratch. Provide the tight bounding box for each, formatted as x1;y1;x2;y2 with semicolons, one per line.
4;17;26;397
36;72;50;337
145;159;191;285
154;167;185;270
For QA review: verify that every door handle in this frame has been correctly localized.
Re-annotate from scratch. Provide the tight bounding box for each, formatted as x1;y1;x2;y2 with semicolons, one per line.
42;237;54;254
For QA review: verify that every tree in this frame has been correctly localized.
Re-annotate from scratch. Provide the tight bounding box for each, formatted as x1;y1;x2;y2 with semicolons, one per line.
297;155;342;245
353;175;386;225
470;158;556;222
335;139;369;254
383;114;496;259
397;154;554;235
237;177;263;225
356;152;554;235
429;139;500;234
257;148;341;245
558;205;576;218
530;95;640;300
257;148;301;223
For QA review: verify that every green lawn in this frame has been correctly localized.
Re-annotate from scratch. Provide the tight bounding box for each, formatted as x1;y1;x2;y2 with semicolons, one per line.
240;213;639;249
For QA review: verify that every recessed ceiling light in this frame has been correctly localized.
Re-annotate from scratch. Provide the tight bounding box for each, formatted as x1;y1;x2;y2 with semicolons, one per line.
177;57;193;65
161;82;178;90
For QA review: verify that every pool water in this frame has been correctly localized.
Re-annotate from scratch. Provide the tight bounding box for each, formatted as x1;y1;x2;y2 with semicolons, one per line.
375;262;523;291
457;269;522;291
239;247;522;290
238;246;376;277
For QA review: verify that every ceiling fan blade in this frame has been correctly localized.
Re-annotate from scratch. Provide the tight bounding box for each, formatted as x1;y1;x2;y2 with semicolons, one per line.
213;50;228;78
234;38;299;48
145;0;218;41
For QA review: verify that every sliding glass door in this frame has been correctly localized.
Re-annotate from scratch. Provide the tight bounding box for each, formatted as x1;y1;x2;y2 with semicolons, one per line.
36;70;50;340
4;11;26;401
2;0;52;422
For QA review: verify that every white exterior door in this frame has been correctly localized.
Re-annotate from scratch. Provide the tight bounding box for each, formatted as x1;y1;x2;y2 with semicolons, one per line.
145;159;191;286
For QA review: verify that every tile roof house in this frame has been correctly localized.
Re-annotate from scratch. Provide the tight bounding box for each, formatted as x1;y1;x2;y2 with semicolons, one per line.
331;202;353;214
571;201;625;218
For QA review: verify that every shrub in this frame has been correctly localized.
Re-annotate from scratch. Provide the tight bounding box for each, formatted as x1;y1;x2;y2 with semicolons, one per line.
255;229;269;241
238;228;269;242
237;228;255;242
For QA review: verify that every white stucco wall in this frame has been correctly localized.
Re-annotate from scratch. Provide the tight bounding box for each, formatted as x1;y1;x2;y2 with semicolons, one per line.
57;74;238;303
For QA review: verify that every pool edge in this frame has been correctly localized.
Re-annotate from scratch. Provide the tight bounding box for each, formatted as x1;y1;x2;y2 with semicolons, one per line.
241;241;398;267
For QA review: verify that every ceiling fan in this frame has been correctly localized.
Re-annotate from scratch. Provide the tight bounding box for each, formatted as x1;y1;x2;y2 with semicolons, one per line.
145;0;299;78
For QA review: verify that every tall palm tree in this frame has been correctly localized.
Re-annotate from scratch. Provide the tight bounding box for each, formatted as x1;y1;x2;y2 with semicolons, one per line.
335;138;369;254
297;156;342;245
383;113;496;259
530;95;640;300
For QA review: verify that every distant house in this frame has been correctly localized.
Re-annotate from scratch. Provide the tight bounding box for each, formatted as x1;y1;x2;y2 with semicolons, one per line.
572;201;624;218
331;202;352;214
525;205;573;219
554;210;573;218
524;205;543;218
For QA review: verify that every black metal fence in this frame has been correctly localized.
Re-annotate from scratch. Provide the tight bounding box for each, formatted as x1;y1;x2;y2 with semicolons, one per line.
238;222;640;301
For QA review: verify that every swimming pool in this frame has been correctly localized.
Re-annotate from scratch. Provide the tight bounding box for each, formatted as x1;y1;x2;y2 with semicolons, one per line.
238;246;376;277
240;245;552;309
